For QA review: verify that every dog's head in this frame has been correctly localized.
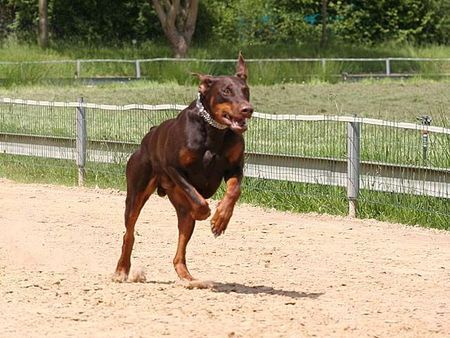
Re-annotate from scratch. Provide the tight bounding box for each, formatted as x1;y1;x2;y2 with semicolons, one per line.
194;52;253;134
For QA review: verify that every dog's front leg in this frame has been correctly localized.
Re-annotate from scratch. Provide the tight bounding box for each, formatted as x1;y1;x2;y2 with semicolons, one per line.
211;176;241;237
165;167;211;220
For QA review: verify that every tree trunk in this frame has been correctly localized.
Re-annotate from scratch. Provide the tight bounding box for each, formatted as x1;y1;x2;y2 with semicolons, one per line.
173;36;188;58
320;0;328;49
38;0;49;48
152;0;199;58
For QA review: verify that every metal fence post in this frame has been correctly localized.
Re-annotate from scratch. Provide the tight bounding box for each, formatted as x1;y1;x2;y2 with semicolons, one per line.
76;97;87;186
385;58;391;76
417;115;432;164
347;119;360;218
76;60;81;78
135;60;141;79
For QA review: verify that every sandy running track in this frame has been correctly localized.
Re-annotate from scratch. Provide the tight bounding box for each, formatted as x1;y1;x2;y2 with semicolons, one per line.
0;179;449;337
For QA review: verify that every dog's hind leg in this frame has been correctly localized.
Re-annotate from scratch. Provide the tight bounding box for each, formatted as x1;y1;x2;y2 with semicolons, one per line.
114;151;156;282
167;187;196;281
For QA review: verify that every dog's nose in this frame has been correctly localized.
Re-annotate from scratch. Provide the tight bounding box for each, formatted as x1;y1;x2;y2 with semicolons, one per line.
240;105;254;117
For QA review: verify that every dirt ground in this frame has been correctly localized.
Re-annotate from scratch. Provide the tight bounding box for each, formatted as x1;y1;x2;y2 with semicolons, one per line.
1;179;449;337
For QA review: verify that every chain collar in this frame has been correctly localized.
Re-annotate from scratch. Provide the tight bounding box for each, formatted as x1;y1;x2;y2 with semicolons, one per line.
196;93;228;130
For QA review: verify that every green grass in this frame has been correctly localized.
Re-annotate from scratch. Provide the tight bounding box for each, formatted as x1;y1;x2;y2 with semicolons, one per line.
1;58;448;86
2;39;450;60
358;190;450;230
240;178;449;230
1;40;450;86
0;155;78;186
1;80;449;122
0;154;126;189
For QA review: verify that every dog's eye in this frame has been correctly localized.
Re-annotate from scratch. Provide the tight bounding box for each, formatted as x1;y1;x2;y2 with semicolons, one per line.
222;88;232;96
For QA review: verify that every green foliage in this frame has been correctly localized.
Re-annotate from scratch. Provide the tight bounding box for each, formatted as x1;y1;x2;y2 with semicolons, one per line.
196;0;321;46
1;0;37;41
199;0;450;46
50;0;162;43
1;0;448;47
2;0;163;44
332;0;450;45
0;1;14;39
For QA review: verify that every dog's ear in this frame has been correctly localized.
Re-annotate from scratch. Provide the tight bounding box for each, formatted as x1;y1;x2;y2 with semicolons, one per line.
236;52;248;81
192;73;214;95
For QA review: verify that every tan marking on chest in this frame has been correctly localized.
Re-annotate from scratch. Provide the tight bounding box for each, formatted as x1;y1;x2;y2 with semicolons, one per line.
226;142;244;164
179;147;198;167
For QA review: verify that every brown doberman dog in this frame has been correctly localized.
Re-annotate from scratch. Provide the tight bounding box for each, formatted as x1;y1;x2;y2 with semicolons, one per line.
114;53;253;282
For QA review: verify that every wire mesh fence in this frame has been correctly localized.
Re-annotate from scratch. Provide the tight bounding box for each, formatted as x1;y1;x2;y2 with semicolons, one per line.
0;97;449;228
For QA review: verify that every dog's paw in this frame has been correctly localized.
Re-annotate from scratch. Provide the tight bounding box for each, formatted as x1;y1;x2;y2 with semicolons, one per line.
112;270;128;283
210;218;229;238
210;207;232;237
176;279;215;289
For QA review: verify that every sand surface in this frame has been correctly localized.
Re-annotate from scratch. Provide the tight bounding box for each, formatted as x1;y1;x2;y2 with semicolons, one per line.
1;179;449;337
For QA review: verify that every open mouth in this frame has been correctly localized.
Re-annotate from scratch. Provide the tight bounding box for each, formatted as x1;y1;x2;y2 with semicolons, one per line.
222;112;248;132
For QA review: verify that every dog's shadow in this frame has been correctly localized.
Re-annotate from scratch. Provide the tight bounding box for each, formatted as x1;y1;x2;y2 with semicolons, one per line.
211;281;324;300
145;280;323;300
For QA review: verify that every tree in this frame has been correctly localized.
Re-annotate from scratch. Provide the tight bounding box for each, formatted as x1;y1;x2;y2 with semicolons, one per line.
320;0;328;48
38;0;48;48
152;0;199;58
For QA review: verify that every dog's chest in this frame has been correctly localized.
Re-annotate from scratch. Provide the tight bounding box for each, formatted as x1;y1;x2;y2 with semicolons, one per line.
202;150;223;170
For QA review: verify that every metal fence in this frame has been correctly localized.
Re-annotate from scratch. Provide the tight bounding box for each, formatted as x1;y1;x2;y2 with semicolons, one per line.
1;57;450;82
1;97;449;227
